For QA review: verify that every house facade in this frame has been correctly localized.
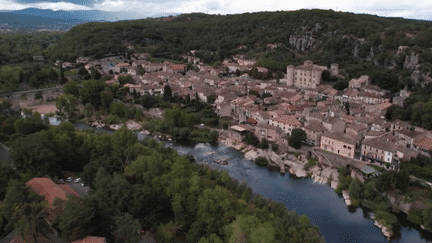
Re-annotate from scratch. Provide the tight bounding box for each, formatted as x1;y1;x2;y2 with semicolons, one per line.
320;132;356;158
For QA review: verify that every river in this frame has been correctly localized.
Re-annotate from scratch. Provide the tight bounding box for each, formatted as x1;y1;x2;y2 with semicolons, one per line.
74;123;432;243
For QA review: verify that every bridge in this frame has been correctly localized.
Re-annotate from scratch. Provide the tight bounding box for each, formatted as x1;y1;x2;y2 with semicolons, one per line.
0;86;64;111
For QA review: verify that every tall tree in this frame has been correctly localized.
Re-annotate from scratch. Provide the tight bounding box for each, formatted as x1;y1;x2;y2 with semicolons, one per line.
80;80;106;109
164;85;172;102
114;214;140;243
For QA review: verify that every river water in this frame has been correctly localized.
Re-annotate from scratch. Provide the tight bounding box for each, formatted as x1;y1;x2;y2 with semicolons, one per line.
74;123;432;243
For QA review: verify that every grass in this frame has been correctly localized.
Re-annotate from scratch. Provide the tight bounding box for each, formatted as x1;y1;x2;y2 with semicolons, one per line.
304;158;318;171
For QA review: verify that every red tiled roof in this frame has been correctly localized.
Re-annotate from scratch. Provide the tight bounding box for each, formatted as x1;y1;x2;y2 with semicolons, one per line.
414;136;432;150
71;236;106;243
26;178;67;207
171;64;186;71
247;117;258;124
59;184;81;198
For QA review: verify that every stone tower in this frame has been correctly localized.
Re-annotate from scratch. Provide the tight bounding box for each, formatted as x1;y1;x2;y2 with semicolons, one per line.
330;63;339;76
286;65;294;86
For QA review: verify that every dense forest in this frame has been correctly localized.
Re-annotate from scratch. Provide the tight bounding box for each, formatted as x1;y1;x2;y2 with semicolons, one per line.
0;119;324;243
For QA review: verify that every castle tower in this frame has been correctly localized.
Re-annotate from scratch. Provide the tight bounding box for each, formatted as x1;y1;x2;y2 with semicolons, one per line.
286;65;294;86
330;63;339;76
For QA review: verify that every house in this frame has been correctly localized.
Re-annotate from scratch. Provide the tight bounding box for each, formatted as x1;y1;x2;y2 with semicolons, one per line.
269;115;301;136
345;123;368;138
322;117;345;133
254;123;284;143
229;125;251;143
127;66;140;76
390;120;412;133
216;101;231;117
394;128;422;148
71;236;107;243
413;135;432;157
364;85;388;96
303;120;327;146
349;75;370;89
285;60;328;89
320;132;356;158
164;63;186;73
116;63;130;73
361;134;411;164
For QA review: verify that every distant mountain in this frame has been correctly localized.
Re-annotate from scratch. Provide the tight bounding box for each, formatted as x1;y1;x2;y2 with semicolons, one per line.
0;8;149;32
3;8;147;22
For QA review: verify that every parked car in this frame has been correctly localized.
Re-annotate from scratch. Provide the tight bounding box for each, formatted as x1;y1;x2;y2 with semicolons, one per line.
74;178;81;183
66;177;73;183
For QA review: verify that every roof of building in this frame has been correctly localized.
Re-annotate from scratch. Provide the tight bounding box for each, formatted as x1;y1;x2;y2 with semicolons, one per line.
414;136;432;150
26;178;68;207
274;115;301;126
360;165;379;175
322;132;356;145
304;121;327;132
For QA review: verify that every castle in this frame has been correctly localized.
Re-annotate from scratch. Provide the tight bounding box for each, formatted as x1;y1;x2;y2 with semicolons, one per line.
285;61;338;89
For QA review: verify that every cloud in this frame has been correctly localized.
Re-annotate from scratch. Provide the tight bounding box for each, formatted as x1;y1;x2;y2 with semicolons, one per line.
1;0;432;21
0;0;93;10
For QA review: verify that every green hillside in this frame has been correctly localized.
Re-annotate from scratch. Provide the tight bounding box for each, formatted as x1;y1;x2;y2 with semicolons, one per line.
47;9;432;92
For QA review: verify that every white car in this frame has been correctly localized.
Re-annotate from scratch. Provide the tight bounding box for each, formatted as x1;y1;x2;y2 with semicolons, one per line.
66;177;73;183
74;178;82;183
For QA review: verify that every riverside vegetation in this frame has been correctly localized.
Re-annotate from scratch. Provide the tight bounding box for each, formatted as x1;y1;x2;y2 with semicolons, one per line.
0;120;324;243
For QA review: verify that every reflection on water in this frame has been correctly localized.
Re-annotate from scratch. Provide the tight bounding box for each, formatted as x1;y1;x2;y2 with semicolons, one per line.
73;123;432;243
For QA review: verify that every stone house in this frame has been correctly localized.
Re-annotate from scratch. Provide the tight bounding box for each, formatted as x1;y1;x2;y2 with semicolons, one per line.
370;118;391;132
269;115;302;136
320;132;356;158
216;102;232;117
254;123;284;144
394;128;422;149
322;117;345;133
364;85;388;96
345;123;368;139
390;120;412;133
127;66;140;76
413;135;432;157
302;120;327;146
285;60;328;89
361;134;411;164
349;75;370;89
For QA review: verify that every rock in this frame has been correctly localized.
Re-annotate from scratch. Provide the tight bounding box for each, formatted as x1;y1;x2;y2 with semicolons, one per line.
342;190;352;206
289;35;319;51
404;52;419;70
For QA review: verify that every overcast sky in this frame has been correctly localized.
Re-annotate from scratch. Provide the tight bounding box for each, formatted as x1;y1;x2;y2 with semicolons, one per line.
2;0;432;21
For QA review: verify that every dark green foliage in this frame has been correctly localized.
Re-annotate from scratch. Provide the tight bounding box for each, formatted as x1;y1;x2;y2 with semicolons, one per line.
244;132;259;146
164;85;172;102
80;79;107;110
255;157;268;166
63;80;80;97
207;94;216;104
288;129;306;149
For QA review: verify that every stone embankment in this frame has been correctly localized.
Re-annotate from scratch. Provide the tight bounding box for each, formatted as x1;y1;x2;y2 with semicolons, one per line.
371;215;392;240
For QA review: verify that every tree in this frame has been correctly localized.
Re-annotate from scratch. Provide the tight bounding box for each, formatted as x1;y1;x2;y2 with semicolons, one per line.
207;94;216;104
10;133;60;177
321;70;331;82
56;94;78;118
114;214;140;243
100;88;114;109
18;70;25;83
235;69;241;77
195;92;200;111
164;85;172;102
224;214;276;243
59;195;95;242
80;80;106;110
29;76;39;88
49;69;59;82
13;200;49;243
90;67;101;80
288;129;307;149
78;66;88;75
63;80;80;97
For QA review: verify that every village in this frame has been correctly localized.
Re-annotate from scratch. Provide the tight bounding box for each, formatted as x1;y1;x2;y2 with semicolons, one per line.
56;50;432;180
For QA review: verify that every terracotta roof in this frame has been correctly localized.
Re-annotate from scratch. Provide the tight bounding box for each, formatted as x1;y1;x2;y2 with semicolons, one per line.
414;136;432;150
26;178;67;207
247;117;258;124
71;236;106;243
274;115;301;126
304;121;326;132
116;63;130;67
59;184;81;198
171;64;186;71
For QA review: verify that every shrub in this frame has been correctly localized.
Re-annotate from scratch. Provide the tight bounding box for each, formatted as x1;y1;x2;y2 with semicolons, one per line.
304;158;317;171
374;210;398;228
255;157;268;166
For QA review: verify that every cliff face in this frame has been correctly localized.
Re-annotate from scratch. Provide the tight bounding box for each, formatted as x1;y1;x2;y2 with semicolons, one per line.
289;35;320;52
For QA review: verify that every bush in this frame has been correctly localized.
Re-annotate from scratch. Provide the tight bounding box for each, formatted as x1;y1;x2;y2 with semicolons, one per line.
407;207;423;225
374;210;398;228
255;157;268;166
304;158;317;171
362;199;378;210
156;221;178;243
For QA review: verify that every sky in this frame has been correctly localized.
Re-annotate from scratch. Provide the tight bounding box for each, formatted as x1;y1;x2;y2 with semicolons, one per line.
1;0;432;21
